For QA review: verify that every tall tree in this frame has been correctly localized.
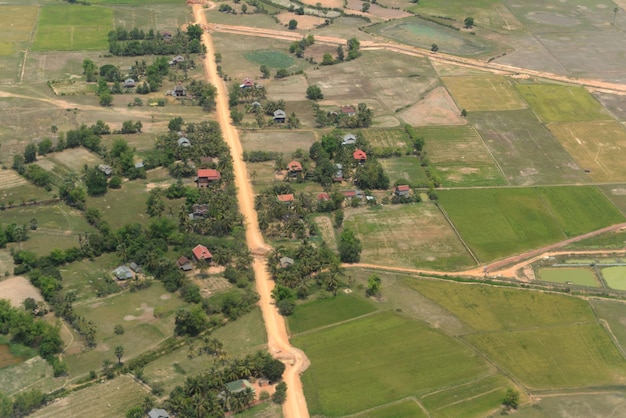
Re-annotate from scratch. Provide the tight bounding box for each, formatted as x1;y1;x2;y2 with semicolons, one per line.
115;345;124;365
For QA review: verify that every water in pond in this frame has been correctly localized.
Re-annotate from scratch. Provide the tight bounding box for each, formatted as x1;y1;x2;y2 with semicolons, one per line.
0;344;23;368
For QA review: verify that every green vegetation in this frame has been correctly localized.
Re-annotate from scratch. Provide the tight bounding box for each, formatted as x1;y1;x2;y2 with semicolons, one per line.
355;400;428;418
244;50;295;68
293;311;490;416
515;84;611;122
438;187;622;261
380;157;429;186
442;75;526;111
288;294;376;334
33;5;113;51
590;299;626;352
601;266;626;290
537;267;600;287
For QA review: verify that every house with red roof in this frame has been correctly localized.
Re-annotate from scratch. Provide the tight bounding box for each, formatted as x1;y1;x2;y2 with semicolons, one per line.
287;160;303;176
353;149;367;163
317;192;330;201
240;78;254;88
195;169;221;188
340;105;356;116
277;194;295;204
177;256;193;271
395;185;410;196
192;245;212;262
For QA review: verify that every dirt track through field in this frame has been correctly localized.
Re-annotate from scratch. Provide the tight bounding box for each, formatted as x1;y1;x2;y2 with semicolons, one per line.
193;6;310;418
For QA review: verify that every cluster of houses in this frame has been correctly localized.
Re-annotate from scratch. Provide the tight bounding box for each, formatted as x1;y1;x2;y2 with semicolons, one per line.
176;244;212;272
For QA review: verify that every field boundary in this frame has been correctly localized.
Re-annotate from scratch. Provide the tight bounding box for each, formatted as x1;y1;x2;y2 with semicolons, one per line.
434;203;480;265
474;128;509;184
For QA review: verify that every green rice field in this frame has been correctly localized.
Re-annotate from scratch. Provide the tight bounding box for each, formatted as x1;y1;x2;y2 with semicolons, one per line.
537;267;600;287
515;84;612;123
601;266;626;290
244;50;295;68
442;75;526;111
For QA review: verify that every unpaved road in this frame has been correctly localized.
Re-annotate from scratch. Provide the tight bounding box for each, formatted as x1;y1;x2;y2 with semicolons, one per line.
193;6;310;418
208;23;626;95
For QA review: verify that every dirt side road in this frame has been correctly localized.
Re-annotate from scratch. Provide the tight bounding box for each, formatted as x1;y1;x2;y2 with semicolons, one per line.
192;6;310;418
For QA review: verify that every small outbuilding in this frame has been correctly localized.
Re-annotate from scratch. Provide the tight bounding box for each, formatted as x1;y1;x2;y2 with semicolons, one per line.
273;109;286;123
395;185;410;196
177;256;193;271
177;137;191;147
342;133;356;146
113;265;133;281
148;408;170;418
123;78;135;88
280;256;295;268
287;160;303;176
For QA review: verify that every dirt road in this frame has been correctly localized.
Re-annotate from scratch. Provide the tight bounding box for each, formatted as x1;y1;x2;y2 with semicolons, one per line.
192;6;310;418
208;23;626;95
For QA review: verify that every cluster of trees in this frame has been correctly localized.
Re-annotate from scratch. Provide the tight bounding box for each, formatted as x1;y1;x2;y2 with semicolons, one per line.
0;299;65;375
186;80;218;111
0;389;48;418
405;125;439;197
0;223;28;249
315;102;373;128
321;37;361;65
108;25;205;56
288;35;315;58
163;351;286;416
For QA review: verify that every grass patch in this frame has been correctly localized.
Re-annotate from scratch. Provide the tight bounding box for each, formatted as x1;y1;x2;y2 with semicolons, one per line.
380;156;429;185
409;280;594;331
211;307;268;355
354;399;428;418
515;393;626;418
361;128;410;149
345;204;475;271
515;84;611;123
470;110;587;185
0;6;39;56
288;293;377;334
442;75;526;111
420;374;521;418
465;323;626;389
293;311;490;416
590;299;626;354
548;121;626;182
537;267;600;287
241;130;316;155
31;375;147;418
244;50;295;68
33;5;113;51
600;266;626;290
535;186;624;236
0;356;57;396
438;188;563;261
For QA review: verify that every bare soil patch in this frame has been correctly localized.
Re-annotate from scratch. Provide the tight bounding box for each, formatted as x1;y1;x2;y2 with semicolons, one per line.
299;0;342;8
276;13;321;30
0;276;43;307
399;86;465;126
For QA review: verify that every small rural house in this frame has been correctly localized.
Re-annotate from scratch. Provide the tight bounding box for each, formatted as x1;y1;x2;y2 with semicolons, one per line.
287;160;303;176
113;265;133;281
395;185;410;196
340;105;356;116
173;84;187;97
277;193;295;204
148;408;170;418
317;192;330;201
98;164;113;176
353;149;367;163
190;203;209;219
169;55;185;65
280;256;295;268
162;32;172;41
225;379;255;395
123;78;135;88
177;256;193;271
177;137;191;147
342;133;356;146
250;101;261;108
195;169;221;188
192;244;212;262
273;109;286;123
129;262;142;273
240;78;254;88
134;161;144;169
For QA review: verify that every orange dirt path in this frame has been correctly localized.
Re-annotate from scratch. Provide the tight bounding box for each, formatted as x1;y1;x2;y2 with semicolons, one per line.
193;6;310;418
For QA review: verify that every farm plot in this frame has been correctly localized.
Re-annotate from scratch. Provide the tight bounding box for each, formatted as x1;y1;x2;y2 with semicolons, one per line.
471;110;588;185
419;125;506;186
307;49;438;113
0;169;28;190
548;121;626;182
361;128;409;150
590;299;626;353
380;156;429;186
47;148;103;173
288;293;376;334
312;215;336;250
442;75;526;111
599;184;626;215
535;186;624;237
409;280;595;331
241;130;316;154
112;3;190;31
33;5;113;51
0;6;39;56
438;188;564;261
515;393;626;418
293;311;491;416
59;253;119;302
601;266;626;291
398;86;465;126
344;204;476;270
244;50;295;69
537;267;600;287
0;356;57;397
353;400;428;418
31;375;148;418
465;323;626;389
515;84;612;123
